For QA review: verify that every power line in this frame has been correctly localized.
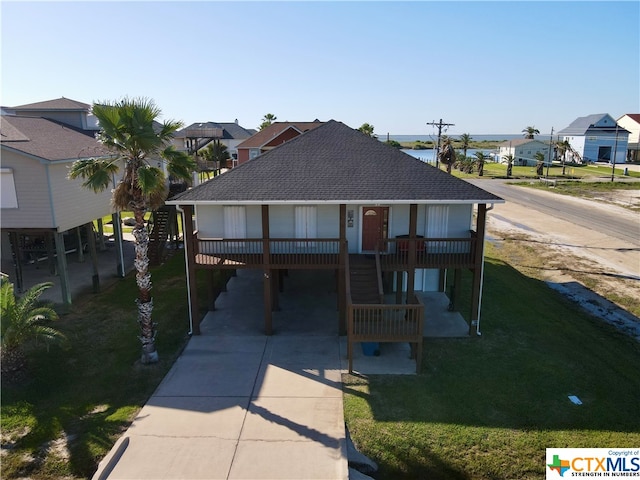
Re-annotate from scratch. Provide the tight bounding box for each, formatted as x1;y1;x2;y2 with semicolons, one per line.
427;119;455;169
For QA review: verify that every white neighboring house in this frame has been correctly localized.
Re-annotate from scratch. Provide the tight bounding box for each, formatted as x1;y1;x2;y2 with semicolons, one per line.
496;139;552;166
557;113;629;164
617;114;640;163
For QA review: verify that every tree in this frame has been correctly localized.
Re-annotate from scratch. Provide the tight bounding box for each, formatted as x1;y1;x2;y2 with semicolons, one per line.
534;151;545;176
259;113;277;130
200;140;231;177
1;278;68;377
522;126;540;139
474;151;490;177
438;137;456;174
459;133;472;159
503;153;514;178
69;97;195;364
358;123;376;138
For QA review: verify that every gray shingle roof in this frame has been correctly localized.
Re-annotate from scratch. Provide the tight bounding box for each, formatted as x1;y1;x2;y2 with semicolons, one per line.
11;97;90;111
1;115;111;161
558;113;629;136
169;120;503;205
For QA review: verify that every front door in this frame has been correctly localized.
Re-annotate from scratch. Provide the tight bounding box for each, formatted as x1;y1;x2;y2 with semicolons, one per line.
362;207;388;251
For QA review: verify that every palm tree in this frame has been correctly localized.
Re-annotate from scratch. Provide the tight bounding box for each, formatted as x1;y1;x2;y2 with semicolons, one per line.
522;126;540;139
69;97;195;364
438;137;456;174
358;123;376;138
200;140;231;177
459;133;472;159
259;113;277;130
534;151;545;176
474;151;490;176
1;278;68;376
503;153;515;178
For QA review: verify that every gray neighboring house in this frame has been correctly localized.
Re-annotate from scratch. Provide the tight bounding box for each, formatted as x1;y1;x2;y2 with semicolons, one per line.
1;98;124;305
174;120;256;167
557;113;630;164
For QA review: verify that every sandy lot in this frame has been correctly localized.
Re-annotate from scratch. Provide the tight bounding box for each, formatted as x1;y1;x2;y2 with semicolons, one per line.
484;190;640;341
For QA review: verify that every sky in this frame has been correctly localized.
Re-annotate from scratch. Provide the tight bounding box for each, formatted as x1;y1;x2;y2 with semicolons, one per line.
1;1;638;136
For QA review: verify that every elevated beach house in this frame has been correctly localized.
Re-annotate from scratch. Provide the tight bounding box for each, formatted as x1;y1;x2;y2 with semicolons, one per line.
0;98;126;305
557;113;629;163
167;120;503;371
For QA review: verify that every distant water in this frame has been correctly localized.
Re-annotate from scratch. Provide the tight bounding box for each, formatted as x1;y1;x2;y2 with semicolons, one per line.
380;134;554;142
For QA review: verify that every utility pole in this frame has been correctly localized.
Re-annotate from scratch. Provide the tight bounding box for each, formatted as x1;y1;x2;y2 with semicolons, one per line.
611;123;619;182
545;127;554;178
427;118;455;169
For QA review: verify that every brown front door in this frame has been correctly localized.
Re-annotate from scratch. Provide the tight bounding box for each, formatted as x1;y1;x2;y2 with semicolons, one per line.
362;207;388;251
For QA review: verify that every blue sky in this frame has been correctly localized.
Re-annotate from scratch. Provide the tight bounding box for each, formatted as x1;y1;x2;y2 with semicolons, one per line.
1;1;638;135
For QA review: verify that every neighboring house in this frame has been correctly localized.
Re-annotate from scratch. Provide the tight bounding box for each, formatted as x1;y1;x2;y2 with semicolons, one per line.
497;139;552;166
557;113;629;163
174;121;256;167
617;114;640;162
0;99;123;305
4;97;100;131
235;121;324;165
168;120;504;371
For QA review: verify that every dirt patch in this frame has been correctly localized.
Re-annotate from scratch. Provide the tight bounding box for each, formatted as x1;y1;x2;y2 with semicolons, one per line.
485;211;640;341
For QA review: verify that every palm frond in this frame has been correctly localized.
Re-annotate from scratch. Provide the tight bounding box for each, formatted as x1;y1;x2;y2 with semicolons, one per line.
163;147;196;181
137;165;165;195
69;158;120;193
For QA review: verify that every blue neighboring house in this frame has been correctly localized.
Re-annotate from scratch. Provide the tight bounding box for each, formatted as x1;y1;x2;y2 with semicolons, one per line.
557;113;629;164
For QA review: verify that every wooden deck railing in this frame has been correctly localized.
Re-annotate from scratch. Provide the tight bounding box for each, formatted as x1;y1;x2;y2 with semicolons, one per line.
194;237;341;269
346;256;424;373
377;234;477;270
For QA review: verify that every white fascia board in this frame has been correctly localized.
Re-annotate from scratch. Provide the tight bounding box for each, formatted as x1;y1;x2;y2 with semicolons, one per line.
166;198;504;206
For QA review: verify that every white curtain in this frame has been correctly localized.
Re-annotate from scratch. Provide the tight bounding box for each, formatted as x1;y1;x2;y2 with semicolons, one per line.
426;205;449;251
295;206;317;247
224;206;246;248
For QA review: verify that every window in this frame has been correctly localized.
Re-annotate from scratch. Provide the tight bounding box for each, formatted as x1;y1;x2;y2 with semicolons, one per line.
295;206;317;247
1;168;18;208
223;206;246;238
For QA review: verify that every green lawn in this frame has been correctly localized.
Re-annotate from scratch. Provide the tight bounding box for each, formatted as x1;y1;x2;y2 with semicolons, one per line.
0;254;226;479
2;245;639;479
443;162;640;180
343;243;640;479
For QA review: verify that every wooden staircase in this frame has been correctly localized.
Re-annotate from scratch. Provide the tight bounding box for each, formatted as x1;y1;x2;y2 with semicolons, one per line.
349;255;382;304
148;206;175;266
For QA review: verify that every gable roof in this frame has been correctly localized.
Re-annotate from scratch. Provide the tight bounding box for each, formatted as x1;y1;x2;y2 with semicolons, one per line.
11;97;90;111
236;121;324;149
619;114;640;124
0;115;111;161
498;138;549;147
558;113;629;136
169;120;503;205
177;121;256;140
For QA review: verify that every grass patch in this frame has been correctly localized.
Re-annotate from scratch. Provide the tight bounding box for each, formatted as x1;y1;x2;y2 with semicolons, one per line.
343;243;640;479
0;253;227;479
444;162;640;181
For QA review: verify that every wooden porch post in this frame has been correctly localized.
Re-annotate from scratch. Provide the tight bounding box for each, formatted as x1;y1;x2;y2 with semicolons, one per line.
8;231;24;292
262;205;273;335
406;204;418;302
470;203;487;335
54;231;72;307
395;271;403;303
338;204;347;335
85;222;100;293
181;205;201;335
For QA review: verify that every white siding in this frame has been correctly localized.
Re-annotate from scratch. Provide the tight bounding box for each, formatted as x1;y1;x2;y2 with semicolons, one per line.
49;162;114;232
0;150;55;228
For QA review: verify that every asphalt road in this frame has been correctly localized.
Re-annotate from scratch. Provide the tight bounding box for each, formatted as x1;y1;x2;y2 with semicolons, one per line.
466;178;639;281
468;179;640;246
